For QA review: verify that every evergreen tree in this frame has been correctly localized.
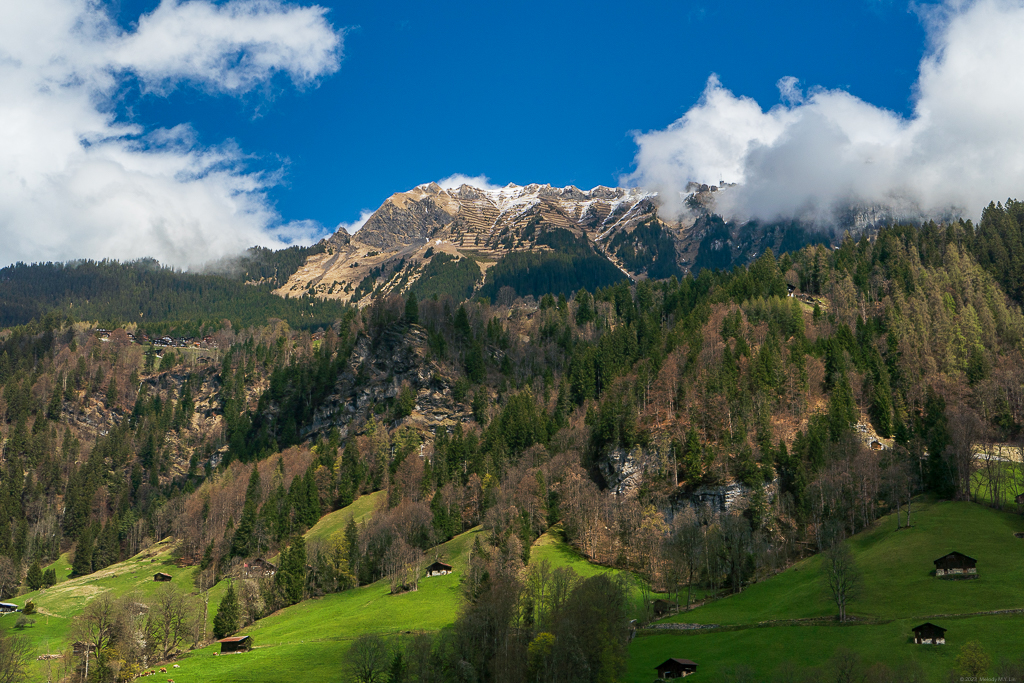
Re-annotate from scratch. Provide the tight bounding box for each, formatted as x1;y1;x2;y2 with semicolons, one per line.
71;527;94;577
43;568;57;587
213;582;240;639
26;561;43;590
404;291;419;324
575;289;595;325
682;426;703;483
276;536;307;606
827;370;857;441
231;466;263;557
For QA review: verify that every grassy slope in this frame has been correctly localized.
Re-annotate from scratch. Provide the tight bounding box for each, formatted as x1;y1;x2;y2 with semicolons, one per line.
0;491;386;680
0;539;231;680
304;491;383;546
632;498;1024;681
165;526;485;683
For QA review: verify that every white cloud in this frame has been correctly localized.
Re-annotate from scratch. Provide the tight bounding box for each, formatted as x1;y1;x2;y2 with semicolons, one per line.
336;209;374;235
0;0;342;269
626;0;1024;226
436;173;501;191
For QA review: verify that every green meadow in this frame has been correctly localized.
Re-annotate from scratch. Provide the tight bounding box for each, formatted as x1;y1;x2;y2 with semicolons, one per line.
304;490;384;546
634;498;1024;681
163;526;485;683
0;491;386;680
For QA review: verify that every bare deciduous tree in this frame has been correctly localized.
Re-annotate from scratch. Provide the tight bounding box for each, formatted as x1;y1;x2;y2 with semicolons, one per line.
0;629;31;683
822;540;860;622
147;583;197;660
345;634;392;683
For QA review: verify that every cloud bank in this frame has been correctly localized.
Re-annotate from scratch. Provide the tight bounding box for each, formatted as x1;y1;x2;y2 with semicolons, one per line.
437;174;501;191
0;0;342;268
626;0;1024;225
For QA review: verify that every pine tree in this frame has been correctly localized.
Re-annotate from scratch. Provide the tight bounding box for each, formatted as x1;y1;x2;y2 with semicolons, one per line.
43;568;57;587
404;291;419;324
231;465;263;557
26;561;43;590
213;582;240;639
105;377;118;406
276;536;307;606
71;528;94;577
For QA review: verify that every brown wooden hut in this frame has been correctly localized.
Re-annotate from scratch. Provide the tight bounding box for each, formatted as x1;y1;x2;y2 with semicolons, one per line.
72;641;97;656
651;599;679;617
913;622;946;644
217;636;252;653
425;561;453;577
933;552;977;577
655;658;698;678
154;572;172;582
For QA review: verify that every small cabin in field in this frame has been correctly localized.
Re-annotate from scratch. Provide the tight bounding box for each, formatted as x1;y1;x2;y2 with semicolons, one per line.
913;622;946;644
651;599;679;617
217;636;252;653
934;552;977;578
154;572;172;582
0;602;19;613
425;561;453;577
656;658;698;678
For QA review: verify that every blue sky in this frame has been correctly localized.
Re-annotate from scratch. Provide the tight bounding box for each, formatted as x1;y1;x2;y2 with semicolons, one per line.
6;0;1024;267
108;0;927;235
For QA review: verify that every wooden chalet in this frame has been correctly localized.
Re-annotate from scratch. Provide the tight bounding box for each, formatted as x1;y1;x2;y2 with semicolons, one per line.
217;636;253;653
1015;493;1024;505
244;558;277;578
656;658;698;679
425;561;453;577
933;552;977;578
0;602;19;613
154;572;173;582
651;599;679;617
913;622;947;645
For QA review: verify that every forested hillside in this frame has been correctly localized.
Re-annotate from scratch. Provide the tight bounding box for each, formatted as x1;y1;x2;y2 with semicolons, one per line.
2;208;1024;681
0;244;337;333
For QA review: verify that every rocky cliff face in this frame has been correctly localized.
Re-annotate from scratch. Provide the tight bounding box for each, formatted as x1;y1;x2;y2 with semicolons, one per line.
299;322;471;443
275;180;875;306
275;182;670;304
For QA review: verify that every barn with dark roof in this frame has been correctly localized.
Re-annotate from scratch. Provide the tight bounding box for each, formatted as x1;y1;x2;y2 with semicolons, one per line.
655;658;698;679
913;622;946;644
217;636;252;653
933;552;976;578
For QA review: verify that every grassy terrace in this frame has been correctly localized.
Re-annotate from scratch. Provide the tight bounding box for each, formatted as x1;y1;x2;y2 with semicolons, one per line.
629;498;1024;681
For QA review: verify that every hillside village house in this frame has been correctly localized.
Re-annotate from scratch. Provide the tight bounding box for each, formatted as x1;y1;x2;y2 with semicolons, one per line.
655;658;699;678
425;561;453;577
913;623;947;644
0;602;18;613
217;636;253;653
933;552;977;577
